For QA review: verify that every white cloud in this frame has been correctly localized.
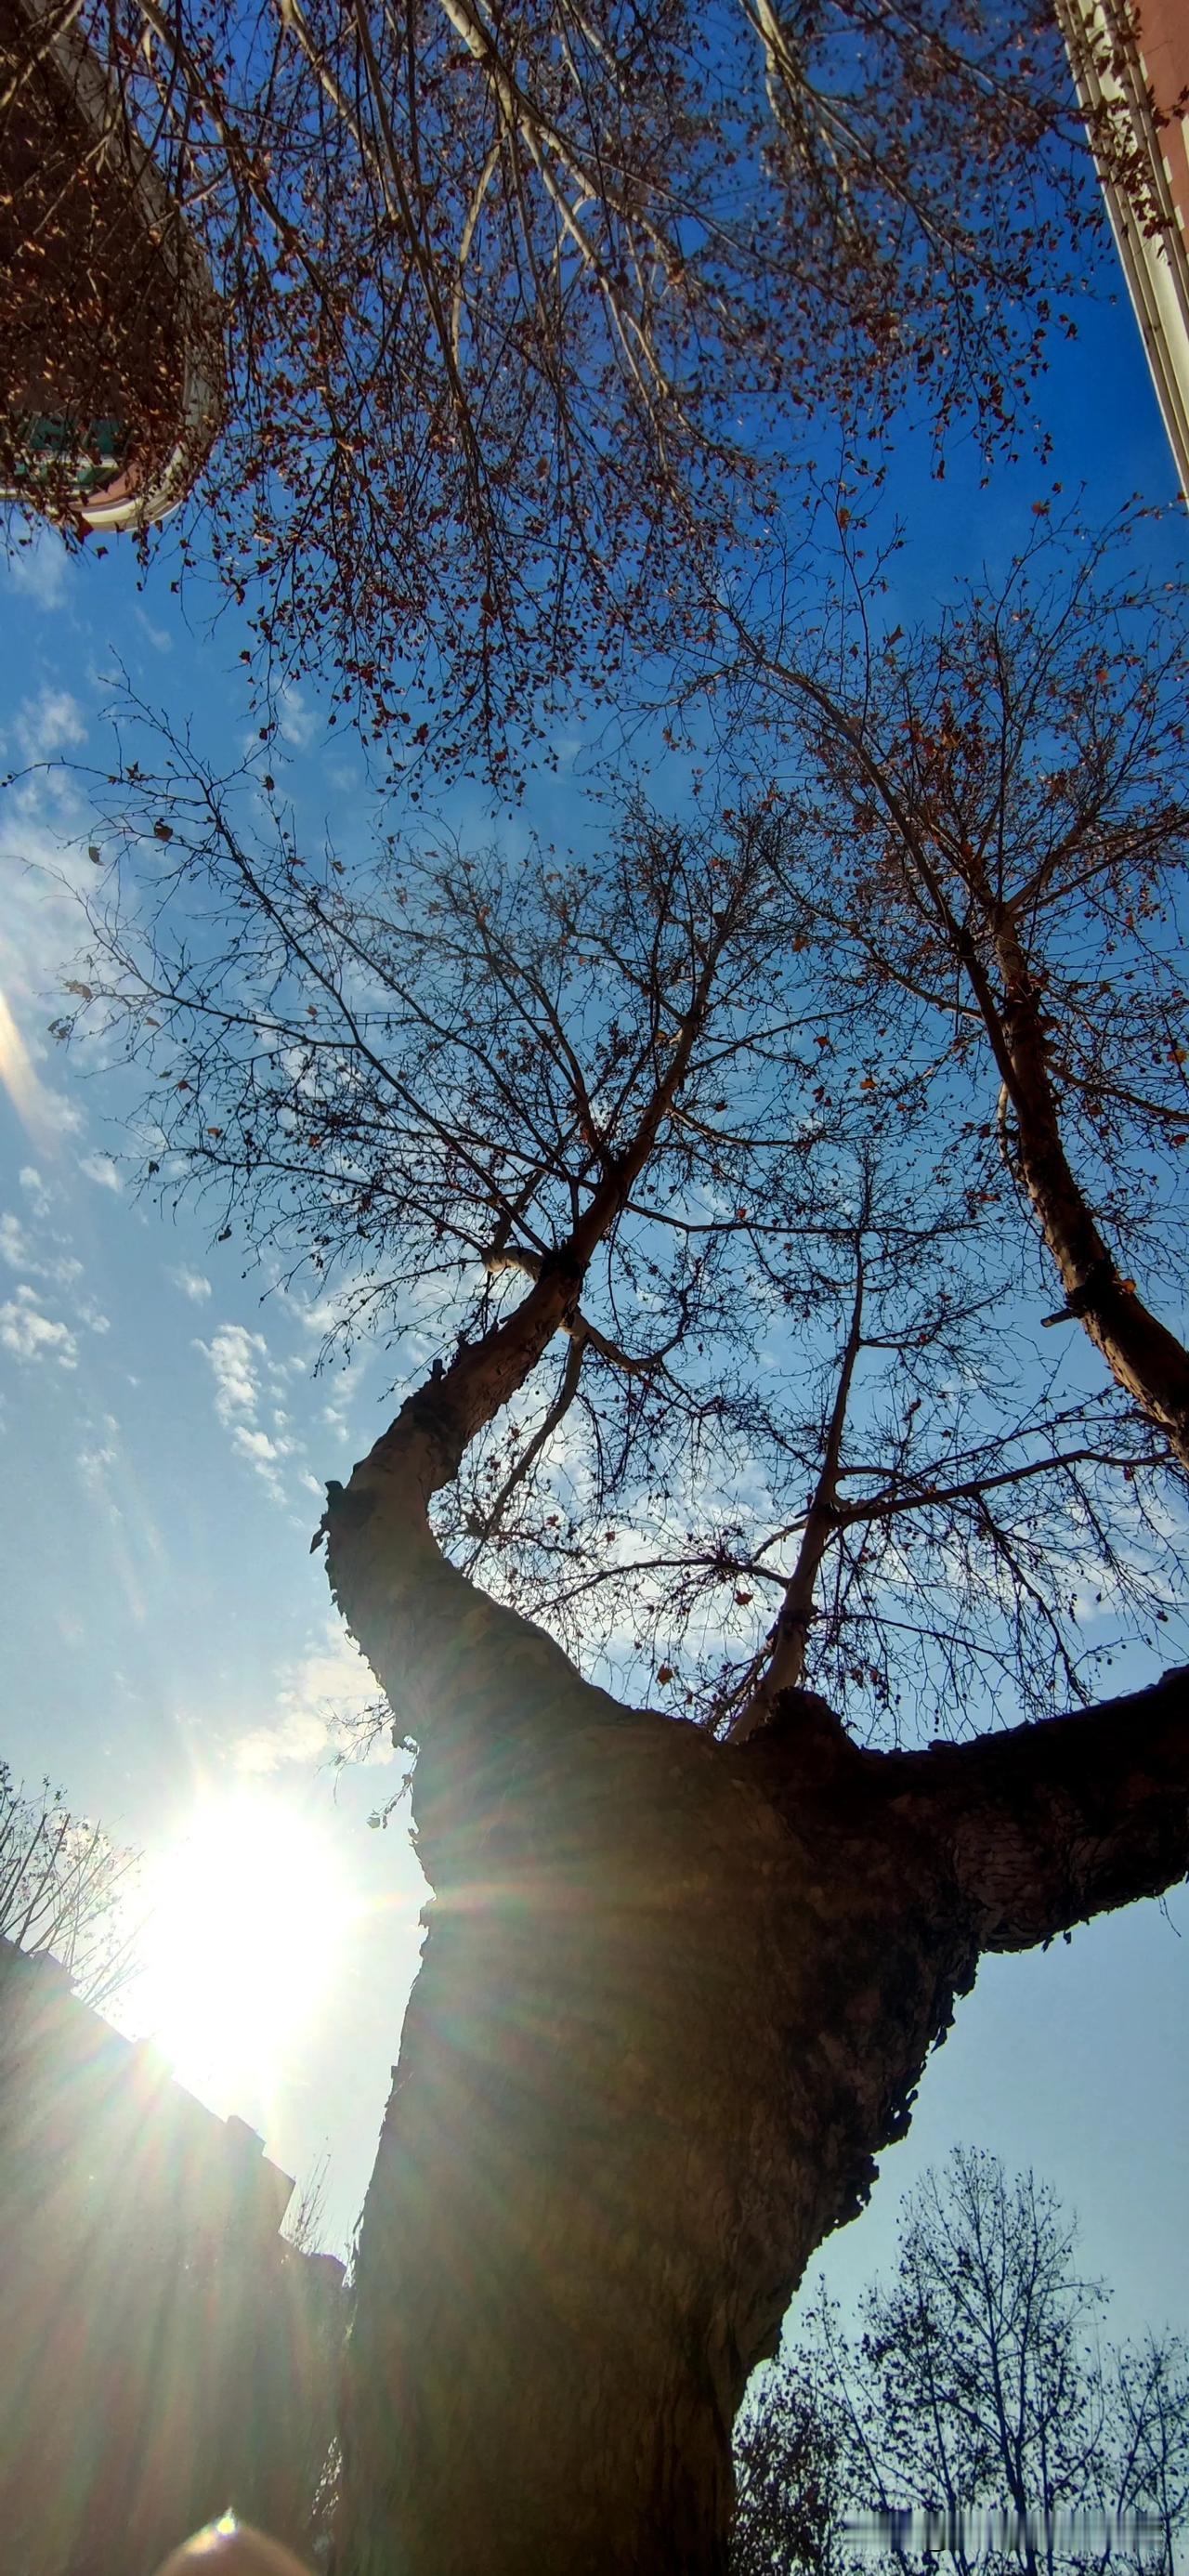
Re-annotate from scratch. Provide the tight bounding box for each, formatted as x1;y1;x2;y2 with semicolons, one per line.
278;683;319;751
19;1167;46;1200
286;1281;360;1340
324;758;360;794
133;606;173;655
197;1322;301;1497
79;1419;120;1483
0;982;68;1150
233;1425;281;1463
3;527;70;611
232;1703;331;1772
232;1621;380;1773
0;1290;78;1366
0;1202;81;1288
0;789;105;1154
9;1069;85;1144
168;1264;213;1303
78;1153;123;1192
199;1322;268;1424
14;686;86;766
0;1212;30;1269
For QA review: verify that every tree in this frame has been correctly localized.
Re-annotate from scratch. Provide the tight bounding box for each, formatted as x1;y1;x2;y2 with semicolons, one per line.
52;710;1189;2573
733;2151;1189;2576
0;1761;140;2008
277;2160;347;2562
1113;2336;1189;2576
732;2356;844;2576
64;741;1179;1734
698;515;1189;1481
1;0;1120;769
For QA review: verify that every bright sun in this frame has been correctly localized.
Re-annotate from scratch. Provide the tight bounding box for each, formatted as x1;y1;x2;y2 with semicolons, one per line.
134;1794;351;2115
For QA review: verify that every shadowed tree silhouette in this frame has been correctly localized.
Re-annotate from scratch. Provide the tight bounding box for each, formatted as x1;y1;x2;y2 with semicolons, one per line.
46;707;1189;2572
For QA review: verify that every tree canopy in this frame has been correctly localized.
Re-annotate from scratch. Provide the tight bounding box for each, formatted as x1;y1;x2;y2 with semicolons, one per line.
3;0;1122;770
59;513;1189;1743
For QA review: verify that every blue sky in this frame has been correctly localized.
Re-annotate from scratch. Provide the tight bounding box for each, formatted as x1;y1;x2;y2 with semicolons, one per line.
0;234;1186;2347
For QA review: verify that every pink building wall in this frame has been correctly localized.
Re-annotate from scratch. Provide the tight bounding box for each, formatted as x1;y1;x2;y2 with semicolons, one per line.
1139;0;1189;234
1060;0;1189;493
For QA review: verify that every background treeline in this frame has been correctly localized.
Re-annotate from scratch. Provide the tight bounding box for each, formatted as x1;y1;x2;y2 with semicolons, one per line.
732;2148;1189;2576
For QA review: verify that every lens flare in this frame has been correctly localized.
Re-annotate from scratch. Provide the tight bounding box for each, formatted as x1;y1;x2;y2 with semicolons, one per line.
0;986;52;1142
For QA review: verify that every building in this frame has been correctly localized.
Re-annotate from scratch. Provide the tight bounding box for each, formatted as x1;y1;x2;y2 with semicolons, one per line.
0;0;221;533
1058;0;1189;492
0;1942;344;2576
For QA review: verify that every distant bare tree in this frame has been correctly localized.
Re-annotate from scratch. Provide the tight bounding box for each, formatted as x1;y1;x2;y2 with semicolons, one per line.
732;2356;845;2576
1113;2336;1189;2576
0;1762;140;2008
735;2152;1189;2576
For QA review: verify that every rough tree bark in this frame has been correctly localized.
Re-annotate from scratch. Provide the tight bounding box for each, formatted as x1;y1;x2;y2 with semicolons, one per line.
322;1275;1189;2576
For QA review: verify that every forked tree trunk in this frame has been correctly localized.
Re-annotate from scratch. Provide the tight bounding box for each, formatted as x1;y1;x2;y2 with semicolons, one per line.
323;1393;1189;2576
332;1644;970;2576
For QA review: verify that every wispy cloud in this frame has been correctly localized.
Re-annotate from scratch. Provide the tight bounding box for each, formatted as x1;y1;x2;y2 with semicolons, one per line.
0;1170;112;1380
78;1152;123;1193
0;985;79;1152
234;1424;281;1463
278;683;319;751
201;1323;268;1423
3;527;70;612
0;1202;82;1286
0;1287;78;1367
0;1211;30;1270
232;1620;380;1773
196;1321;301;1497
133;606;173;656
168;1264;213;1304
78;1414;121;1484
13;686;86;767
0;735;100;1156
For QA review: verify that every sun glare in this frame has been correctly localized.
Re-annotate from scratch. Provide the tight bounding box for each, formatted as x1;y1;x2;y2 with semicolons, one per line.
134;1794;351;2115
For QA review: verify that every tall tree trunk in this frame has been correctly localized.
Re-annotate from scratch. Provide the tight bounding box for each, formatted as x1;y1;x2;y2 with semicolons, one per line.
324;1377;1189;2576
989;916;1189;1472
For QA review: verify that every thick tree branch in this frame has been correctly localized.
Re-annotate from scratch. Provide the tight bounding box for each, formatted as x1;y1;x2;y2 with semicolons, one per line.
730;1229;867;1742
484;1246;681;1379
322;900;743;1746
464;1328;587;1555
988;917;1189;1471
876;1667;1189;1951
